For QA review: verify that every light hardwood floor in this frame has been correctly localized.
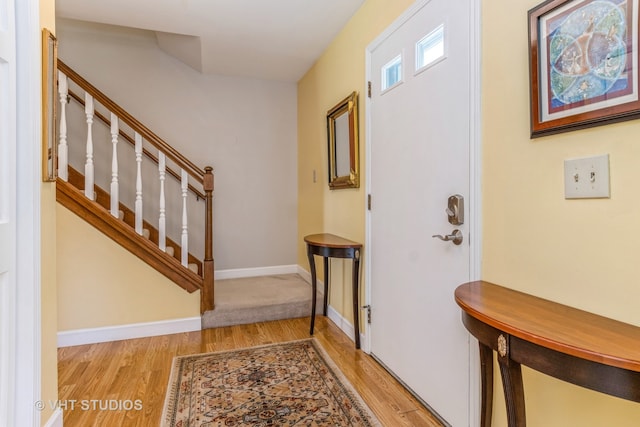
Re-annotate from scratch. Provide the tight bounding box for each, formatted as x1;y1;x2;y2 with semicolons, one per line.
58;316;444;426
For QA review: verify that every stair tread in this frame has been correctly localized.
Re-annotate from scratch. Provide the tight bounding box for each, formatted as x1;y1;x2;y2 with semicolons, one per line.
201;274;322;329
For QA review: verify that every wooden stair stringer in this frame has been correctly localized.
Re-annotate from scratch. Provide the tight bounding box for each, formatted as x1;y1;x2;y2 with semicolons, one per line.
57;177;203;293
66;167;202;275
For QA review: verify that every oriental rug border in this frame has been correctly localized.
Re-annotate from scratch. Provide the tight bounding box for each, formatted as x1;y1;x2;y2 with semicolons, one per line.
161;338;380;426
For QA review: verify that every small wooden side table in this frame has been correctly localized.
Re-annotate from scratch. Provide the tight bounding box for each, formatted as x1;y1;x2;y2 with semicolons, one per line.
455;281;640;427
304;233;362;349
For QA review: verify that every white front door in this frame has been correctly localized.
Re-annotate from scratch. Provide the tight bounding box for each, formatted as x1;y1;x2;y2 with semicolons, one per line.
0;0;18;425
367;1;478;425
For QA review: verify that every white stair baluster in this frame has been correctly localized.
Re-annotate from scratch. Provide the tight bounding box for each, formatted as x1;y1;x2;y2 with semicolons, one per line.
181;169;189;267
57;71;69;181
110;113;119;217
84;93;95;200
158;152;166;251
135;133;143;235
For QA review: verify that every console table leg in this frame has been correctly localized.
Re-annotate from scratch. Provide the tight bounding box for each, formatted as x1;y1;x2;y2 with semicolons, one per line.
479;342;494;427
498;352;526;427
307;246;317;336
353;251;361;349
323;257;329;316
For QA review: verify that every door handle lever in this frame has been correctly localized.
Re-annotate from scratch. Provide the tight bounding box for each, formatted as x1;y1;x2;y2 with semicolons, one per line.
432;229;463;245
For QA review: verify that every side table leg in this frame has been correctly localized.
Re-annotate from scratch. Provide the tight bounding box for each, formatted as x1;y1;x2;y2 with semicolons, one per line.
497;338;526;427
307;246;317;336
479;342;494;427
323;257;329;316
352;250;361;349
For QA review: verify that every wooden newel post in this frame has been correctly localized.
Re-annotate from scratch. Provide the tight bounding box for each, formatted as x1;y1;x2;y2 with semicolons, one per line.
201;166;215;314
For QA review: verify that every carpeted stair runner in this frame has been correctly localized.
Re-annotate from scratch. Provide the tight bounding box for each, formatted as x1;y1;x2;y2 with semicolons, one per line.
201;274;323;329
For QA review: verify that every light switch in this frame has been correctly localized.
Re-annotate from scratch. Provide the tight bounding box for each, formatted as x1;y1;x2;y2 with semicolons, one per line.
564;154;610;199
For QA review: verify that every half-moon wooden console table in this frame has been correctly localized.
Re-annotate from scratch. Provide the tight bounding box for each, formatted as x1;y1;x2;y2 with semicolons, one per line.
455;281;640;427
304;233;362;349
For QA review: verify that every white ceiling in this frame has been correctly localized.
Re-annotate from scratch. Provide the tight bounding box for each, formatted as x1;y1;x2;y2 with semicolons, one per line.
55;0;365;82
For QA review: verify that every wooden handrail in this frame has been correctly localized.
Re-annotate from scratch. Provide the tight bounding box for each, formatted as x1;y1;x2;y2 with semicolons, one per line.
57;59;216;313
67;89;206;200
58;60;205;184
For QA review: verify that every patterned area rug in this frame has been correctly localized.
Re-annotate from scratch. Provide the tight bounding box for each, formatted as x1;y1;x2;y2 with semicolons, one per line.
161;339;381;426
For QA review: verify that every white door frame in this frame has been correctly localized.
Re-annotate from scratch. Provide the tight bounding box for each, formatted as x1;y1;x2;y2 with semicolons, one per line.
15;0;43;425
363;0;482;425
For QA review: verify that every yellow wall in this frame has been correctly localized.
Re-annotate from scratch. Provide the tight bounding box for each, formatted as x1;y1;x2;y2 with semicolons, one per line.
57;205;200;330
300;0;640;425
297;0;413;323
483;1;640;425
40;0;57;424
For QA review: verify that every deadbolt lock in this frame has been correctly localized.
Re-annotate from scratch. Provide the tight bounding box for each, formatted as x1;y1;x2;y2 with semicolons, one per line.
446;194;464;225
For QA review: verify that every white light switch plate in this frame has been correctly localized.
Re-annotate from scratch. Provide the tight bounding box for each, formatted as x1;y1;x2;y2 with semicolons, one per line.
564;154;610;199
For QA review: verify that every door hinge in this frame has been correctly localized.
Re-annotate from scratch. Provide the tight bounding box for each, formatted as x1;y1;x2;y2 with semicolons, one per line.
362;305;372;324
367;194;372;210
367;81;372;98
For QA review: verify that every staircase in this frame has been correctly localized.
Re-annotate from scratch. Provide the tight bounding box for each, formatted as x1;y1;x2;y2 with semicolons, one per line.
202;274;323;329
55;60;214;314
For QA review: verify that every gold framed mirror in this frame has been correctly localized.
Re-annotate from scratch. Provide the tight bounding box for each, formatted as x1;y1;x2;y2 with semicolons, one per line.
327;91;359;189
42;28;58;182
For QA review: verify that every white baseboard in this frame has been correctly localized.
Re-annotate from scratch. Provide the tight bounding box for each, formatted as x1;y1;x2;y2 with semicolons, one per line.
57;265;343;348
215;264;298;280
296;265;312;284
57;317;201;348
43;408;63;427
327;305;364;346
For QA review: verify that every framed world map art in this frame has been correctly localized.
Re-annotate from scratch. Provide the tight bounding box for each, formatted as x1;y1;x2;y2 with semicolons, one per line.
529;0;640;137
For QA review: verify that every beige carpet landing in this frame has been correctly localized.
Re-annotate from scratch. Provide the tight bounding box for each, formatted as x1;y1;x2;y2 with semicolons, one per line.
201;274;323;329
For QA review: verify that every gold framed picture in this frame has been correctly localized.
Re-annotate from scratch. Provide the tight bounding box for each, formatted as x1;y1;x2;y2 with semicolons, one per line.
42;28;58;181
